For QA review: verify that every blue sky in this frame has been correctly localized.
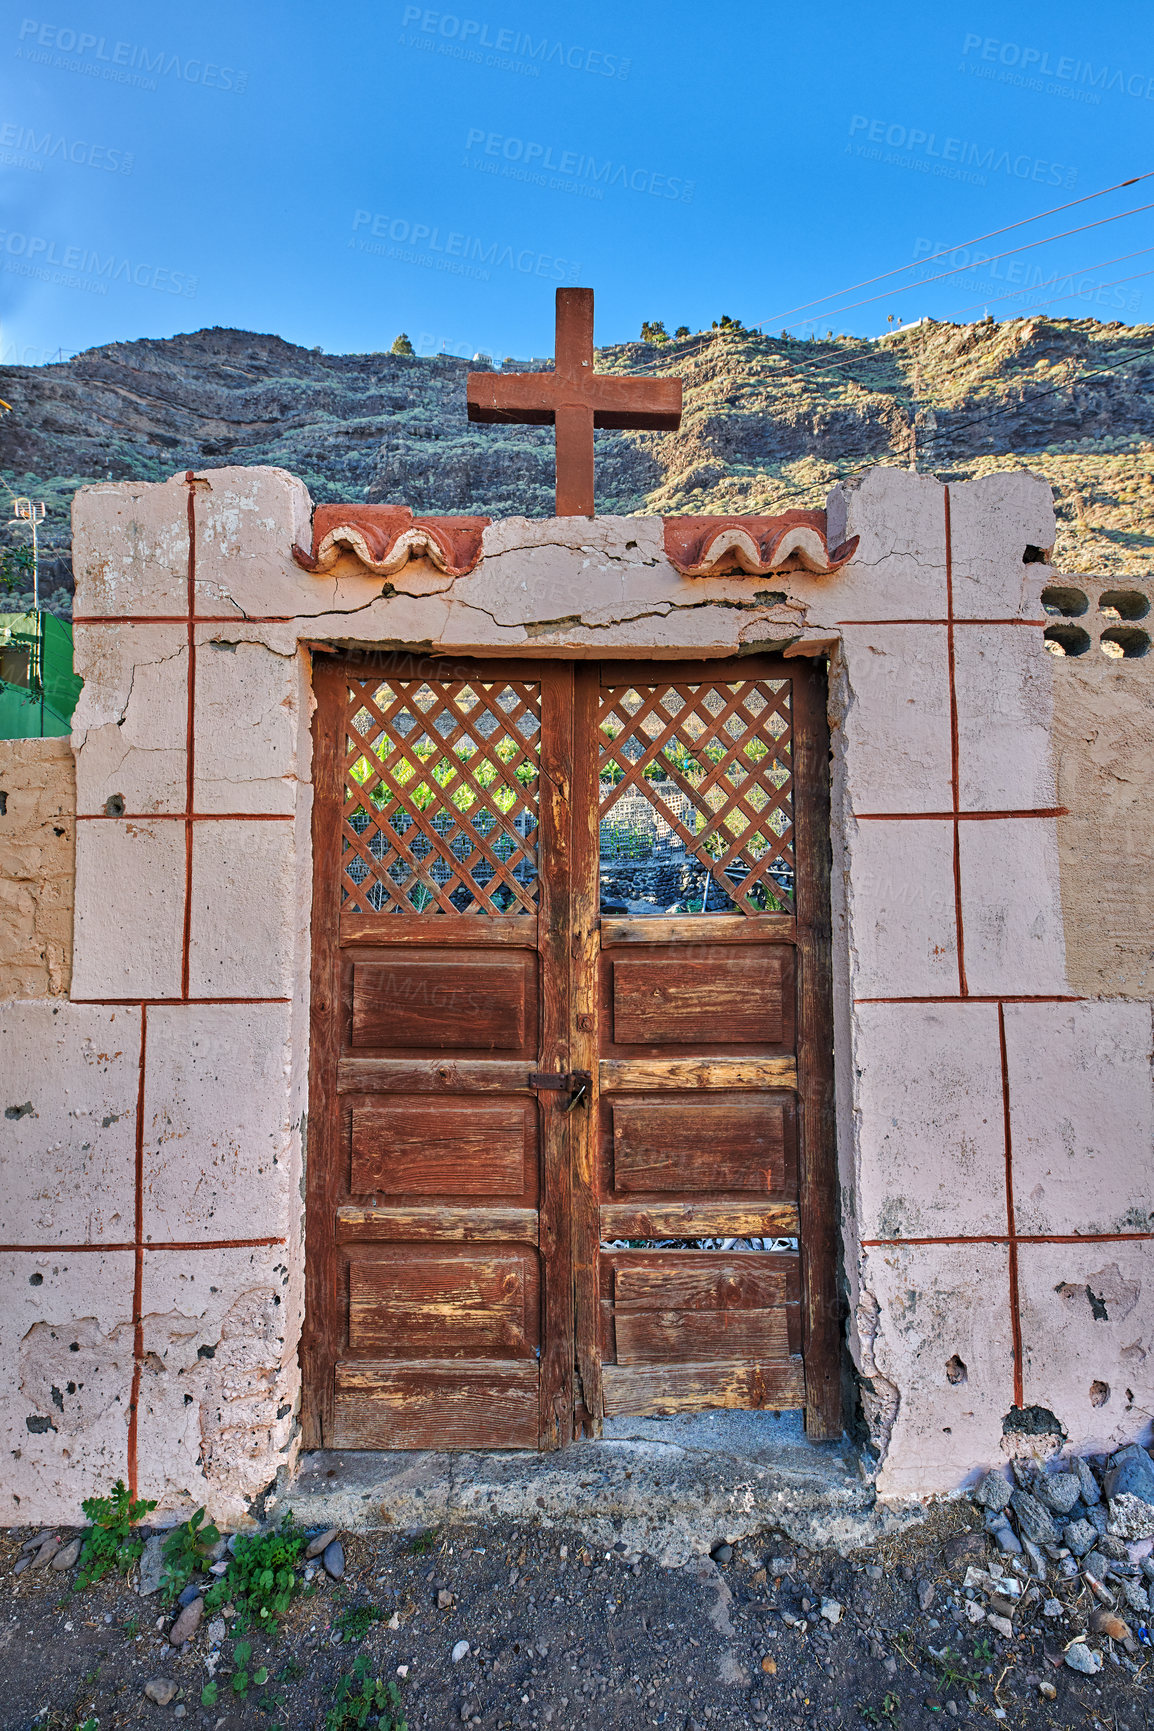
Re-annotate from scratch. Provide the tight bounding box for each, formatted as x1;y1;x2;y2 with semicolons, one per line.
1;0;1151;363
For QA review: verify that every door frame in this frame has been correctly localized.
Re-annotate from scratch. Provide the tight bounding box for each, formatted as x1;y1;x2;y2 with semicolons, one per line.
300;650;840;1448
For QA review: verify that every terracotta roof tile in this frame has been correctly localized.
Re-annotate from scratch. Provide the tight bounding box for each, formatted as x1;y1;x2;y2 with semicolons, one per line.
663;511;858;577
292;504;489;579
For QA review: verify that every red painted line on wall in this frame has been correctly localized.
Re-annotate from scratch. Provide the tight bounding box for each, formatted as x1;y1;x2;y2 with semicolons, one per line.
127;1004;147;1499
856;809;1067;822
182;475;198;1003
861;1232;1154;1247
853;994;1084;1005
0;1237;287;1254
73;615;293;626
69;996;293;1006
834;617;1046;628
943;488;969;1000
999;1003;1026;1410
76;813;295;822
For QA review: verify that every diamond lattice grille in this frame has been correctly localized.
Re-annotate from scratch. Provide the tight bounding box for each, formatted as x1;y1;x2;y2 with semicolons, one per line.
342;676;541;914
598;678;794;914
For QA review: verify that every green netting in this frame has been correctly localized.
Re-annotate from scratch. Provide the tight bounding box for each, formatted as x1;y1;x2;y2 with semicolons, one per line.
0;612;83;738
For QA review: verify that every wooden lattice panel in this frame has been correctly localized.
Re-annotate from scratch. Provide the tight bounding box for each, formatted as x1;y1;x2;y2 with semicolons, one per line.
598;678;794;914
342;675;541;914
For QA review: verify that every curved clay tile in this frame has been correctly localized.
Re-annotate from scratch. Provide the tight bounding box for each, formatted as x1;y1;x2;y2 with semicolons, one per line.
664;510;858;577
293;504;489;579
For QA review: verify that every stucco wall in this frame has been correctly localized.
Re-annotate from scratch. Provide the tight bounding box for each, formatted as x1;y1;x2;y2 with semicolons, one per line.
0;462;1150;1524
0;736;74;998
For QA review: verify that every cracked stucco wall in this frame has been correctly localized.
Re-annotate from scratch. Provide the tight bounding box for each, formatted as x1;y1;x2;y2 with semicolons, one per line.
1;462;1151;1521
0;737;74;998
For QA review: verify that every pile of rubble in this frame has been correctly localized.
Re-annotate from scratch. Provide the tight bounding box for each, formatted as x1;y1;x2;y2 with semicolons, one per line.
965;1442;1154;1678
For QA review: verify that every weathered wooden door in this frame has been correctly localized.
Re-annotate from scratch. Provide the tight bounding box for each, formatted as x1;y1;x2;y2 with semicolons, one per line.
302;653;838;1451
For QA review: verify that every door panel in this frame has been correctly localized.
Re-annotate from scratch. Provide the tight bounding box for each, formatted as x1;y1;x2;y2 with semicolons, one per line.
305;652;838;1452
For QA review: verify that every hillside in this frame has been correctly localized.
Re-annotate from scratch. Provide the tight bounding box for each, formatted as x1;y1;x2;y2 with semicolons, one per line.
1;315;1152;614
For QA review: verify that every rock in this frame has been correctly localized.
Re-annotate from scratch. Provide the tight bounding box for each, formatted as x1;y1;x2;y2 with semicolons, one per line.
1085;1503;1109;1536
1064;1518;1097;1556
1089;1608;1129;1640
1083;1551;1112;1582
964;1600;986;1624
710;1543;733;1564
1104;1445;1154;1539
1120;1578;1150;1614
944;1531;986;1567
866;1565;883;1580
208;1560;230;1575
1064;1641;1103;1674
1038;1679;1057;1700
177;1582;201;1608
1042;1598;1063;1617
207;1619;226;1645
174;1710;185;1721
144;1679;177;1706
990;1521;1022;1556
305;1527;340;1561
917;1580;935;1612
451;1640;470;1663
138;1533;166;1595
760;1656;777;1674
323;1539;345;1580
1073;1455;1102;1506
988;1614;1014;1638
437;1589;455;1609
50;1538;82;1572
12;1554;35;1576
1010;1490;1058;1546
988;1593;1017;1618
972;1472;1013;1512
206;1537;228;1561
31;1535;61;1569
1035;1473;1081;1516
820;1598;843;1625
1098;1535;1130;1562
168;1597;203;1645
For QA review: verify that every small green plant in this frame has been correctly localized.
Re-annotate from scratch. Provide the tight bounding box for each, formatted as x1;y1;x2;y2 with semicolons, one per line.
336;1601;386;1645
405;1528;437;1556
200;1681;219;1709
74;1720;99;1731
231;1639;253;1695
0;543;34;596
325;1655;408;1731
640;320;667;343
390;333;415;357
204;1512;306;1631
972;1636;996;1665
73;1481;157;1590
932;1646;980;1691
160;1505;221;1602
121;1613;140;1639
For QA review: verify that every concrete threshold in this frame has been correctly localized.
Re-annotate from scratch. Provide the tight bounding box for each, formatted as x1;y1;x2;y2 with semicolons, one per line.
274;1412;920;1566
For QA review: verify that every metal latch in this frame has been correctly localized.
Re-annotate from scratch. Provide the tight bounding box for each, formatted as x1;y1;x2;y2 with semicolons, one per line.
528;1069;592;1111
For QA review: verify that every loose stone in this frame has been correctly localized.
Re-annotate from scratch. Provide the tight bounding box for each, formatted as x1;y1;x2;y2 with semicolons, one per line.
207;1618;226;1645
323;1539;345;1580
1073;1455;1102;1506
1064;1518;1096;1556
306;1527;340;1561
31;1535;61;1569
177;1582;201;1608
50;1538;82;1572
138;1533;166;1595
452;1640;470;1663
710;1543;733;1564
917;1579;935;1612
972;1472;1012;1513
1010;1490;1058;1546
819;1598;843;1625
168;1597;203;1645
1035;1473;1080;1516
1064;1641;1103;1674
144;1679;178;1706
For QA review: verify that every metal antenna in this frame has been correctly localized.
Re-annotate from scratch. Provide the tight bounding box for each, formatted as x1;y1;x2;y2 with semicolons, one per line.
10;496;46;611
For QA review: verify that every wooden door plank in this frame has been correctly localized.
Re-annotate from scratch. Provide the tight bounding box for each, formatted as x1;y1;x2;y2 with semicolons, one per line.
599;1057;797;1091
611;1099;795;1195
610;955;787;1045
601;1360;804;1417
339;1058;534;1092
613;1262;789;1310
792;661;842;1439
301;656;346;1450
599;1200;800;1239
350;957;532;1050
347;1253;535;1356
570;663;604;1434
600;914;796;947
336;1204;539;1244
536;664;575;1449
340;913;538;947
614;1309;791;1365
349;1101;530;1197
333;1362;539;1449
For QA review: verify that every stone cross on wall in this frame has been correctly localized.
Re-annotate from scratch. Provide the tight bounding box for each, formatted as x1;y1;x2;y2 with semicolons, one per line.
467;287;683;516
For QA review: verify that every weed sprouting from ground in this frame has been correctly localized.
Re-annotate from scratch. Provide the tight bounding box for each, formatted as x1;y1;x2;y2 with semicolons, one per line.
160;1506;221;1603
204;1513;306;1632
325;1655;407;1730
73;1482;157;1591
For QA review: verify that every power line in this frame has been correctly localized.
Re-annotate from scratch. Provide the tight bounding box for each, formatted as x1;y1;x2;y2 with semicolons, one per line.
785;201;1154;330
754;171;1151;330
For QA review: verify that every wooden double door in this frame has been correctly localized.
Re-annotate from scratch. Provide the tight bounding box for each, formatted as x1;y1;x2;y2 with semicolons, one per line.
303;654;838;1451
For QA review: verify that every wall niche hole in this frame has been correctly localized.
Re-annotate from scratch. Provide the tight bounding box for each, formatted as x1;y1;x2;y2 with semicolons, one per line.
1023;544;1051;564
1041;584;1088;617
104;793;126;817
1089;1379;1110;1408
1100;626;1150;660
945;1354;968;1385
1099;588;1150;621
1044;623;1091;658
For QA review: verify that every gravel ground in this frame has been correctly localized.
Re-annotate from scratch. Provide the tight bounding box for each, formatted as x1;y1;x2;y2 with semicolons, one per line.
1;1503;1150;1731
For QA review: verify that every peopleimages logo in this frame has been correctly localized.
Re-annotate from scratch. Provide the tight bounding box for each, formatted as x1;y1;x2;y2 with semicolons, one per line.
399;6;630;78
15;19;248;92
464;129;694;202
0;229;197;296
847;116;1076;189
350;210;581;283
961;33;1154;101
0;119;133;172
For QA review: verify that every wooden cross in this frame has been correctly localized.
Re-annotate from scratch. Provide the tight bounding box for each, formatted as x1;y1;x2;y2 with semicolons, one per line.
466;287;683;517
